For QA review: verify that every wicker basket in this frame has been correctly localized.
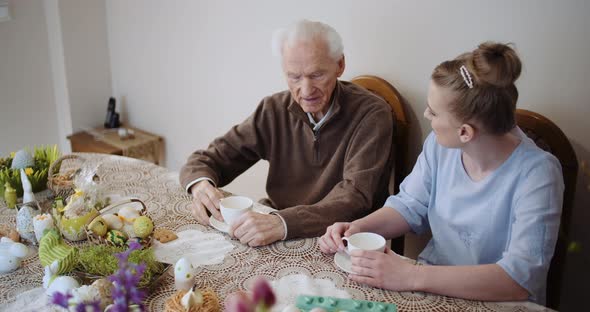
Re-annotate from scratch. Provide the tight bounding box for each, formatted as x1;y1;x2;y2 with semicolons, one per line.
47;154;84;198
85;198;153;247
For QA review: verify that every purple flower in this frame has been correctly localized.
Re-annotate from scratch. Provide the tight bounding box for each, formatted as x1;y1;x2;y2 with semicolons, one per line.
50;291;100;312
51;292;72;308
107;243;147;311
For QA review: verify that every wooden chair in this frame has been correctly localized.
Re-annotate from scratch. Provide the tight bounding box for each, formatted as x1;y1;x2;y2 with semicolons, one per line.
351;75;409;254
516;108;578;309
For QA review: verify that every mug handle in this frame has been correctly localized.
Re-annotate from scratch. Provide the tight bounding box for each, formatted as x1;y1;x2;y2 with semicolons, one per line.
341;236;350;255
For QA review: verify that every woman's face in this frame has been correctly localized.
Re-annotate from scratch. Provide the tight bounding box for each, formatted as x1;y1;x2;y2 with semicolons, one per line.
424;80;464;148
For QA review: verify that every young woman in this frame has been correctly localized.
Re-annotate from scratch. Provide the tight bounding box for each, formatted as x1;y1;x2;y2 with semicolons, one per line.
319;42;564;305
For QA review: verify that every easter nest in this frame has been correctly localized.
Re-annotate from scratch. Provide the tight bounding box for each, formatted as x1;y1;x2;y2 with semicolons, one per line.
47;154;89;198
72;244;169;290
164;289;221;312
85;198;154;247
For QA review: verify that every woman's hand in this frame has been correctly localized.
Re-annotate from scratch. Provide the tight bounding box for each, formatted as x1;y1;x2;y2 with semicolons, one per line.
348;248;418;291
318;222;362;254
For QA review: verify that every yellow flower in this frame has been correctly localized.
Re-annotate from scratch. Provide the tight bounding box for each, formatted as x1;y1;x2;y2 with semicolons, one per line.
25;167;34;176
10;152;15;158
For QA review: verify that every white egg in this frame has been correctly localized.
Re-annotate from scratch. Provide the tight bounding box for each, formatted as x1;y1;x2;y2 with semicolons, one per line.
46;276;79;297
174;257;195;291
102;214;123;230
118;206;141;221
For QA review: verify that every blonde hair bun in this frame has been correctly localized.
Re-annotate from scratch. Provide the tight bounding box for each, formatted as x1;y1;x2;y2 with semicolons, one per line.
470;42;521;88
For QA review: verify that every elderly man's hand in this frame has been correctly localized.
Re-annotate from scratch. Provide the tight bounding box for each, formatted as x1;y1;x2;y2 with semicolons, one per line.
229;211;285;247
189;180;224;224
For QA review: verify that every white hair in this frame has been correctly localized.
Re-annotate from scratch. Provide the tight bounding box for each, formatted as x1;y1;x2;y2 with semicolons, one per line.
271;19;344;60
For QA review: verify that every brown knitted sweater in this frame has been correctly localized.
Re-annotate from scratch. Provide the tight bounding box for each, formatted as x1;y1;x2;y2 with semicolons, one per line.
180;81;394;239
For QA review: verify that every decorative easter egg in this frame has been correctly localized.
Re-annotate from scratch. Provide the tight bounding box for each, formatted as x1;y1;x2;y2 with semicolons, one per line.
106;229;127;246
33;213;55;242
133;216;154;238
16;205;40;244
91;278;114;309
118;206;141;222
102;214;123;230
174;257;195;291
88;216;108;237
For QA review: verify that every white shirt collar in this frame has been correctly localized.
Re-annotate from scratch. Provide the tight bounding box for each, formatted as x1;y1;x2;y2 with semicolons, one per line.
307;101;335;131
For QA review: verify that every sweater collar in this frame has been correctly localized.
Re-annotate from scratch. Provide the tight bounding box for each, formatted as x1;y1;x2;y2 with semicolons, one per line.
288;81;342;126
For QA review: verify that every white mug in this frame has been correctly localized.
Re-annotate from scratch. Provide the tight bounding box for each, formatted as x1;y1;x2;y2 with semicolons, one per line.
342;232;386;254
220;196;253;225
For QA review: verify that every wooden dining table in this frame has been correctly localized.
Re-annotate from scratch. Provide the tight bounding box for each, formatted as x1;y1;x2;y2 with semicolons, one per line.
0;153;554;311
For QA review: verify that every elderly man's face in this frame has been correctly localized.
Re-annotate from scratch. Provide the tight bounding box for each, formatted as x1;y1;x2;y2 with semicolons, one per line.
282;39;345;119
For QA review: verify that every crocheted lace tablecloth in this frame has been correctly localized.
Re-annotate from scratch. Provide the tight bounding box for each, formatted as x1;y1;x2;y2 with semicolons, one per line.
0;153;553;312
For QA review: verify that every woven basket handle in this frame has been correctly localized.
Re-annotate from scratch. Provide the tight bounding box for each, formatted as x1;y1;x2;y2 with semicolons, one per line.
48;154;83;177
99;198;147;215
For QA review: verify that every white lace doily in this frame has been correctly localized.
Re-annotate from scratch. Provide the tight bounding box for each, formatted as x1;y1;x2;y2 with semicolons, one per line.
0;287;54;312
152;229;234;266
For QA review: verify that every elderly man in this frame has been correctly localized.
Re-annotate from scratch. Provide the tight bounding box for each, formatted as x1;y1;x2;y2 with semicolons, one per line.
180;19;394;246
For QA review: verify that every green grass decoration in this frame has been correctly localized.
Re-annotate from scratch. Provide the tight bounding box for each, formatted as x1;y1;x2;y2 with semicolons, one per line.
0;145;60;198
75;245;165;288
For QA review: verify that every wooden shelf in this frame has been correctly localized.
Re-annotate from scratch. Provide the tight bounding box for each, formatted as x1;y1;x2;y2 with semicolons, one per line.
67;126;163;164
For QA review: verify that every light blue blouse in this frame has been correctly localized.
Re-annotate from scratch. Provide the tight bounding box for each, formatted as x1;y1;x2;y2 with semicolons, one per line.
385;128;564;304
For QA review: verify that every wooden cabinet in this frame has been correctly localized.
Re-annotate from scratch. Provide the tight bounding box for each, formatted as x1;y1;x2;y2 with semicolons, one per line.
67;127;163;164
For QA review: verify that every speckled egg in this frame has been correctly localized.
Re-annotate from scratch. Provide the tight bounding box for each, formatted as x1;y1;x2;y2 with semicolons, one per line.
16;205;40;245
133;216;154;238
106;229;127;246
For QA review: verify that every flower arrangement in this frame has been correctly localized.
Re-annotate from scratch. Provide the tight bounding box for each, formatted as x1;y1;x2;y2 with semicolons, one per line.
51;242;147;312
75;244;164;288
0;145;60;198
108;242;147;311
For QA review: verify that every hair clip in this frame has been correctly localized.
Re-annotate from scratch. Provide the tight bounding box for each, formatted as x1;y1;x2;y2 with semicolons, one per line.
459;65;474;89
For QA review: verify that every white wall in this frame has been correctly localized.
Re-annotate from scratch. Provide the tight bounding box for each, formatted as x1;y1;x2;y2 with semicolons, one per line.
0;0;59;155
106;1;589;309
0;0;112;156
106;0;590;186
59;0;112;132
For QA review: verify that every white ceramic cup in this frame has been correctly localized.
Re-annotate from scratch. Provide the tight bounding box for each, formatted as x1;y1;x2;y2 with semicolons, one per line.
220;196;253;225
342;232;386;254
